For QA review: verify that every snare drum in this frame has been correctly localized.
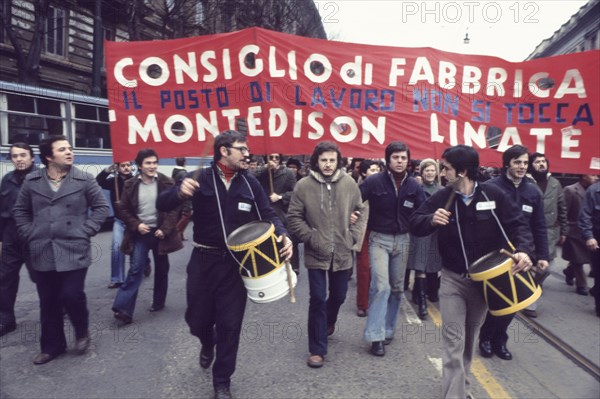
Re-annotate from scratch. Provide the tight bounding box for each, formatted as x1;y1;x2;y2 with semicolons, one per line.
469;250;542;316
227;221;297;303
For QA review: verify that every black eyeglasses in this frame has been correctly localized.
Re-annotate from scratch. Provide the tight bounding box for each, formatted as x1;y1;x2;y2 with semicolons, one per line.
230;146;249;153
269;155;280;160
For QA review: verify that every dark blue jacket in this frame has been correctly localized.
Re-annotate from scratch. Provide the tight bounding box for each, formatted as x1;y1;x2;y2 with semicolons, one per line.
409;183;534;275
359;171;425;235
157;163;286;248
489;174;549;262
0;165;38;241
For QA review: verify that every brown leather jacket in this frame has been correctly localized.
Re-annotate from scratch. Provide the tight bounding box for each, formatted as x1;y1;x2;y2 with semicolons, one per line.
118;172;183;255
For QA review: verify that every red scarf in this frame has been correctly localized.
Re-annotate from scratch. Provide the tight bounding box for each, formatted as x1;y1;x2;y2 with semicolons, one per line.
216;161;236;183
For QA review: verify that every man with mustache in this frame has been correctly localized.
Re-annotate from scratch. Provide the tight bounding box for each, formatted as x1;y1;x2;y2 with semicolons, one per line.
157;130;292;399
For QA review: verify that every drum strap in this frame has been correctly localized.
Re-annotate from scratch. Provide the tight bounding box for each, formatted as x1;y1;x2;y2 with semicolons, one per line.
481;190;516;252
455;189;517;275
211;169;256;277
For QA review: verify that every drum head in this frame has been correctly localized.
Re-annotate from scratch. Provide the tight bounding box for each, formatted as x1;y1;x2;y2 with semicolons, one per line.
227;221;272;246
469;250;508;275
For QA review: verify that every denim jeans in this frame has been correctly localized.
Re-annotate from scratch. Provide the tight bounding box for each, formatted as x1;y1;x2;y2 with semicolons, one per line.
112;231;170;318
110;218;126;284
307;266;349;356
364;231;410;342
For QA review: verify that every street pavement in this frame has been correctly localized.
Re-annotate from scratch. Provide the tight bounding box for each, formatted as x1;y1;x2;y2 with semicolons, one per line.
1;226;599;399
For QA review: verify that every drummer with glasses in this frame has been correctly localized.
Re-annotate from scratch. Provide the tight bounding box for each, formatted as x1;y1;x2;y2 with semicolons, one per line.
157;130;292;399
409;145;534;399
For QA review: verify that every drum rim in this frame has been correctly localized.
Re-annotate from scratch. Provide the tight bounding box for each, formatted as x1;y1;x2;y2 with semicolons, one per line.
227;221;275;251
469;252;513;281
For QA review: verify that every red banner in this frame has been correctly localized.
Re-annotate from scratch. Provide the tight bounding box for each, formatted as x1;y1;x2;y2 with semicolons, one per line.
105;27;599;173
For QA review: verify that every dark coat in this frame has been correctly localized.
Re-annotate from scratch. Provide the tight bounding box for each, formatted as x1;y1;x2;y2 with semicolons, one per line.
118;173;183;256
254;165;297;227
563;182;591;264
409;183;534;275
0;165;38;240
13;167;109;272
157;164;286;248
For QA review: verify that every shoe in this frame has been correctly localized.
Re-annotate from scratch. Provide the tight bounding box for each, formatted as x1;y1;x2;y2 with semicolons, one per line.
149;305;164;312
383;337;393;345
214;386;232;399
107;282;122;289
113;311;132;324
576;287;588;296
33;351;64;365
563;268;574;286
327;324;335;336
492;344;513;360
370;341;385;356
357;309;367;317
478;340;493;358
200;345;215;369
0;322;17;337
522;309;537;318
75;335;90;355
307;354;324;368
144;263;152;277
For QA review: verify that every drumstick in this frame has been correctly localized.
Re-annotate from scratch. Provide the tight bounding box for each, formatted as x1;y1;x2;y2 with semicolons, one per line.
268;168;274;195
444;190;456;211
499;248;519;263
285;260;296;304
282;234;296;303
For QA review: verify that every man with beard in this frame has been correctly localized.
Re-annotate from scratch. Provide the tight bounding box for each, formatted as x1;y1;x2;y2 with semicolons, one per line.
13;135;109;364
409;144;534;399
157;130;292;399
478;145;548;361
359;142;426;357
526;152;567;317
0;143;38;337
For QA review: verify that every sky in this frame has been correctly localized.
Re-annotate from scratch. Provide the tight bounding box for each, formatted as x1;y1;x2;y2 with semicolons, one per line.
320;0;589;61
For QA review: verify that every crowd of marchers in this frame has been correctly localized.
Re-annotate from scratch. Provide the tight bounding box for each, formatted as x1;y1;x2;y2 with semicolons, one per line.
1;133;599;399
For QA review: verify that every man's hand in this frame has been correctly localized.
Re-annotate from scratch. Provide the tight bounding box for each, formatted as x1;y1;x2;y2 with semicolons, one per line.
179;177;200;198
138;223;151;235
511;252;533;275
277;235;293;261
350;210;360;225
536;259;549;271
267;159;278;170
558;235;566;245
105;163;118;173
154;229;165;240
431;208;451;226
269;193;282;203
586;238;599;251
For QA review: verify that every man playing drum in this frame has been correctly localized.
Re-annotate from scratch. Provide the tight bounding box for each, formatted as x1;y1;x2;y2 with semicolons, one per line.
157;130;293;399
409;145;534;399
